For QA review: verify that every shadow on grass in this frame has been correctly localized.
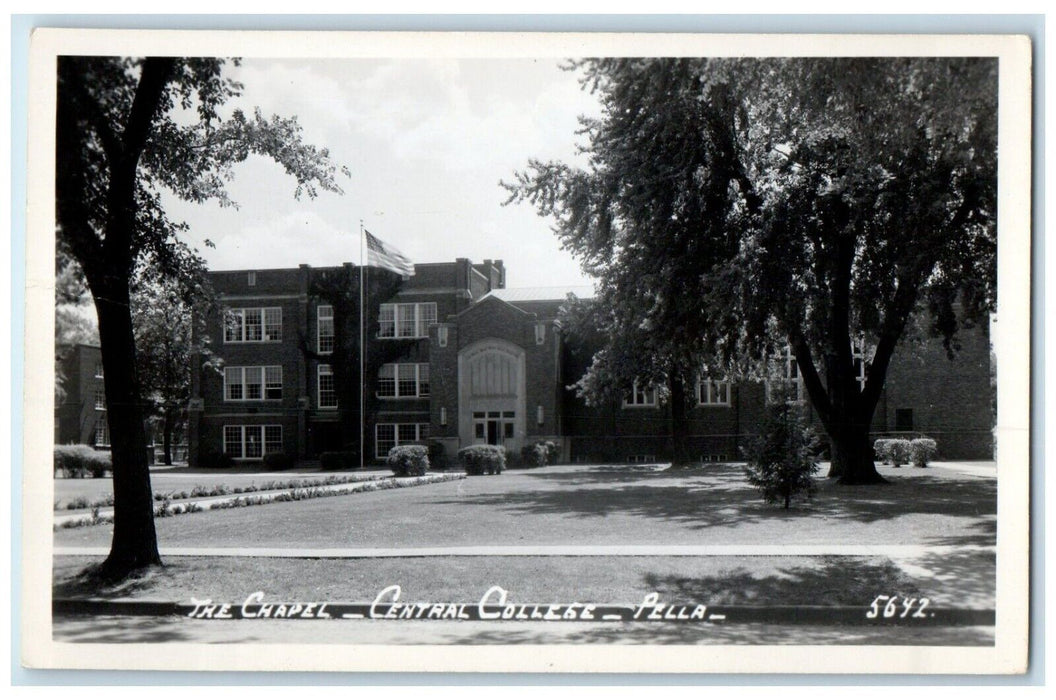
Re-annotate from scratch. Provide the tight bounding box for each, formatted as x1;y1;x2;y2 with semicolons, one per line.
641;557;930;605
433;464;997;540
53;561;175;600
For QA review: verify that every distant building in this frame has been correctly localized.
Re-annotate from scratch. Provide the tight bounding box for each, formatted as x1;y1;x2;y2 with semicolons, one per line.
187;259;994;466
54;344;110;448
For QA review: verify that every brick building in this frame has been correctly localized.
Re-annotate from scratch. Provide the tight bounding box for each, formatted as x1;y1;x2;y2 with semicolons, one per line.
188;258;995;467
55;343;110;448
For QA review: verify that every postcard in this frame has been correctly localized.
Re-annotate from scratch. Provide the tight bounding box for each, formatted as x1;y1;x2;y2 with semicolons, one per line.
22;28;1031;674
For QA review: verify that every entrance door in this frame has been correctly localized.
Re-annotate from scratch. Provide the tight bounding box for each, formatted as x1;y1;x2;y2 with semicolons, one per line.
473;410;516;446
487;420;499;445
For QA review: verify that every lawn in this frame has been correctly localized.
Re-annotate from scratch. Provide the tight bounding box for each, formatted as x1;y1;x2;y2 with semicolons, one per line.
53;462;997;550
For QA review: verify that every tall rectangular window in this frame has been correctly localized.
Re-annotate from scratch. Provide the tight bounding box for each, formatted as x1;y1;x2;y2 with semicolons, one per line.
94;417;110;446
244;366;263;400
766;345;805;404
318;364;337;409
378;303;438;339
264;425;283;454
317;305;334;354
94;387;106;410
223;425;243;458
224;307;281;343
264;366;283;400
94;362;104;378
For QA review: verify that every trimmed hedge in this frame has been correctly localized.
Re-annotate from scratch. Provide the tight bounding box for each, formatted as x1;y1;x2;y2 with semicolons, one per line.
54;444;110;478
910;438;938;468
874;438;913;468
262;453;296;471
320;450;360;471
520;442;548;468
387;445;430;477
458;445;506;475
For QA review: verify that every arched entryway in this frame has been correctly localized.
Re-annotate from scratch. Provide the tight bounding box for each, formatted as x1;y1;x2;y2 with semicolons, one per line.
457;339;526;453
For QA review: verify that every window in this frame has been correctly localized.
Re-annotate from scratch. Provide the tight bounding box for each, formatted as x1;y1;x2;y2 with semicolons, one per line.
94;387;106;410
318;364;337;409
94;417;110;446
377;303;437;339
375;422;429;458
852;337;868;390
535;322;546;345
317;305;334;354
224;366;282;401
224;307;282;343
697;378;731;406
766;345;805;403
94;362;104;379
247;271;256;286
223;425;283;461
265;366;283;400
377;363;430;398
624;380;658;408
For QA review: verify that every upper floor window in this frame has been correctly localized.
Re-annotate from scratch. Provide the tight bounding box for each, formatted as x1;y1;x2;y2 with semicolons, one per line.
318;364;338;409
224;366;282;401
624;380;658;408
317;305;334;354
766;345;805;404
94;362;104;378
378;302;437;339
377;363;430;398
224;307;282;343
94;387;106;410
852;336;868;390
697;378;731;406
247;271;256;287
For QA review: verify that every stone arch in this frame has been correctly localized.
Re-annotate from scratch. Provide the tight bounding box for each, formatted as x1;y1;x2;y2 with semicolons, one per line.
457;339;527;452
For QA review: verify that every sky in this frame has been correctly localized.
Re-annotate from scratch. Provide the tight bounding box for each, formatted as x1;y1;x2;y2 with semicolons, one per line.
163;58;603;289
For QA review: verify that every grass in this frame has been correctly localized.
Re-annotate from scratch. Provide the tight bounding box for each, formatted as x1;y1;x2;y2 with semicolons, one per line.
53;462;997;550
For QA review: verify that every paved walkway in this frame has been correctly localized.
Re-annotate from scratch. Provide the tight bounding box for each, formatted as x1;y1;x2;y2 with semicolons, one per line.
54;543;995;558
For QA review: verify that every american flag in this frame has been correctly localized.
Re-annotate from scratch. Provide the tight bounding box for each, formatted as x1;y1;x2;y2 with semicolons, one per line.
365;230;415;277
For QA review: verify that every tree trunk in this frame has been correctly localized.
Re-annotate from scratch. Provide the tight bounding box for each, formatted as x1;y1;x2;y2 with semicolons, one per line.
668;374;691;467
162;409;174;466
94;279;162;577
829;424;885;485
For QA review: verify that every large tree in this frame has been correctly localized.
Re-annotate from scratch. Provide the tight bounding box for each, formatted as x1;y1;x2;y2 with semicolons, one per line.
56;57;345;577
506;58;997;484
300;266;416;461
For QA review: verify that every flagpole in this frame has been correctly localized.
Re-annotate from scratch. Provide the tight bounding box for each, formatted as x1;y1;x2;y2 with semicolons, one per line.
359;219;365;471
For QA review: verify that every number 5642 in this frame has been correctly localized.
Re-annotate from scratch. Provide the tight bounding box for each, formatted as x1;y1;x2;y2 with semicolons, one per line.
866;596;931;619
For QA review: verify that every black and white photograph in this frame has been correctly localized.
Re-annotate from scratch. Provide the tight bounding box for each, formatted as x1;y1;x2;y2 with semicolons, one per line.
21;29;1031;674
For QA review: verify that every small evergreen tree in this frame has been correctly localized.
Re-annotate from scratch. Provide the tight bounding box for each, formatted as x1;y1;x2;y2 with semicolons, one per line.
743;395;821;509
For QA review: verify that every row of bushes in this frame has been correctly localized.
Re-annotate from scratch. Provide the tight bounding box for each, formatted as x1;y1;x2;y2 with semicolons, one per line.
874;437;938;468
383;444;511;476
54;445;111;479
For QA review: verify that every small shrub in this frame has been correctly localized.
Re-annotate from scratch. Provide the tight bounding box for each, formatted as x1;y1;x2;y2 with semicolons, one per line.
542;441;559;465
263;453;296;471
54;444;111;479
320;450;359;471
458;445;506;475
743;402;820;509
910;437;938;468
887;439;913;468
520;442;547;468
387;445;430;477
873;439;892;464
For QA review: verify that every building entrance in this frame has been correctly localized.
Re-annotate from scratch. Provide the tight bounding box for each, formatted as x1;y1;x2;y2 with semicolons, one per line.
473;410;516;447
